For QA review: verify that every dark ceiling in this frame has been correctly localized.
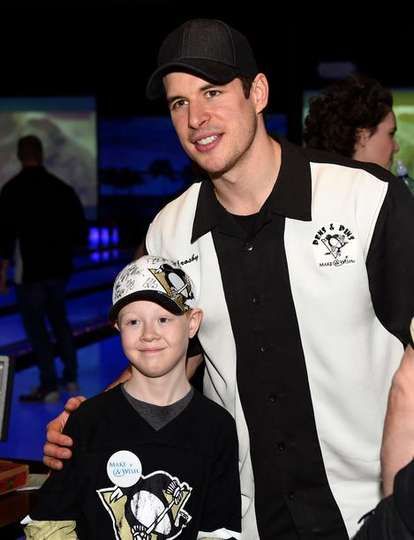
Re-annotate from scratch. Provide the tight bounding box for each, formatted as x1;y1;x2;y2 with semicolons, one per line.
1;6;411;133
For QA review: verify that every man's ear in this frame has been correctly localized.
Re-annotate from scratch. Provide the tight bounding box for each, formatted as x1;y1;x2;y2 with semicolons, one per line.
188;308;203;338
251;73;269;114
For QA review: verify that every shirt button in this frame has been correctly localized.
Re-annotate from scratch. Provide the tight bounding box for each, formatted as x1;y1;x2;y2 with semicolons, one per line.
252;296;260;305
277;442;286;452
288;491;295;500
259;345;266;353
268;394;278;403
243;243;254;252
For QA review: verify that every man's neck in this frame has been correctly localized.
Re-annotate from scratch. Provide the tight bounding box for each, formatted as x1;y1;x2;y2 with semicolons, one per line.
212;135;281;216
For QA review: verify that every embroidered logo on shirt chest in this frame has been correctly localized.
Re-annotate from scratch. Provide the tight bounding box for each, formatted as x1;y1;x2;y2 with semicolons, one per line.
312;222;356;268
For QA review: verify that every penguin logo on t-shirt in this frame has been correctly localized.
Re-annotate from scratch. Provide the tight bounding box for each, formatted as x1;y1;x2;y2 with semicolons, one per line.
125;472;192;539
97;451;192;540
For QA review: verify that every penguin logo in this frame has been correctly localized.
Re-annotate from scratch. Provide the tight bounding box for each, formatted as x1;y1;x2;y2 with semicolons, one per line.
321;233;348;259
97;452;193;539
149;264;194;312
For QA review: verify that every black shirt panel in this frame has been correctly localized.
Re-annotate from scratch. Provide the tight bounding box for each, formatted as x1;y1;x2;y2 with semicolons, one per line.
211;202;348;539
366;176;414;348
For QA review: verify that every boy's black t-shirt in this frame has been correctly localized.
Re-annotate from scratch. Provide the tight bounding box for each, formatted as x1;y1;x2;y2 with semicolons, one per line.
31;386;241;539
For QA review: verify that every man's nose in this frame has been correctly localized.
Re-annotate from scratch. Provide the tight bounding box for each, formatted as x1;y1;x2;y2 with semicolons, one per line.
188;101;210;129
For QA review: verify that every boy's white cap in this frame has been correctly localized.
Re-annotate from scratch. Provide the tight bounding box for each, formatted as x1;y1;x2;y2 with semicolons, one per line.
110;255;196;321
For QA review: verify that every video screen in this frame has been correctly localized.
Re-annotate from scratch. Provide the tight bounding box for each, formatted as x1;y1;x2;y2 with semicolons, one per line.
392;89;414;179
0;97;97;219
99;116;190;199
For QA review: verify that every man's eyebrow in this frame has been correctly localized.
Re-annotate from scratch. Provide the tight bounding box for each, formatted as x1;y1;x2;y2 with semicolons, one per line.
166;83;221;106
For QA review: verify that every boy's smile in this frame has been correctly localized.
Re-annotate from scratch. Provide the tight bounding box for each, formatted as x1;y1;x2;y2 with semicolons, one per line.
117;300;201;382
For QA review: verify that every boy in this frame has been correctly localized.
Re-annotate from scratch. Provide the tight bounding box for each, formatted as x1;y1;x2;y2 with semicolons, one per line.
24;255;241;539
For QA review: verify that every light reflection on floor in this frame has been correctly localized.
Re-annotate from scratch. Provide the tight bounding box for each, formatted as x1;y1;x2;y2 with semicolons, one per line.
0;335;128;461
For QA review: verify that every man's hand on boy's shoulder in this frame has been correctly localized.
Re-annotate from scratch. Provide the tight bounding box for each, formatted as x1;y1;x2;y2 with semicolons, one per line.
43;396;86;470
43;365;133;470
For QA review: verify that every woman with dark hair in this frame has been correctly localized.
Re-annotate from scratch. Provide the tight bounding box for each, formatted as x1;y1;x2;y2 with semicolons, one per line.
303;74;399;170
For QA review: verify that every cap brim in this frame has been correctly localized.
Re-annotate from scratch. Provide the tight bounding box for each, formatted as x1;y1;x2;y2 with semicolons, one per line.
146;59;240;100
110;290;183;322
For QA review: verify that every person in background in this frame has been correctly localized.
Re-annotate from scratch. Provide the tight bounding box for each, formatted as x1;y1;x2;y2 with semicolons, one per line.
0;135;87;403
24;255;241;540
43;19;414;539
303;74;399;170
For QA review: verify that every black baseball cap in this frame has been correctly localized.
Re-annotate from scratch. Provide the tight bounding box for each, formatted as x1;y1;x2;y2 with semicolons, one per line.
146;18;258;100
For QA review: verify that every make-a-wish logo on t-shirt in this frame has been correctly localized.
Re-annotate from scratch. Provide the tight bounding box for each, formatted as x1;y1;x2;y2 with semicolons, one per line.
312;222;356;268
97;450;193;540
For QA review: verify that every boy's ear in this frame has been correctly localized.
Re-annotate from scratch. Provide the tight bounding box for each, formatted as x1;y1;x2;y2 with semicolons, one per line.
114;321;120;332
188;308;203;338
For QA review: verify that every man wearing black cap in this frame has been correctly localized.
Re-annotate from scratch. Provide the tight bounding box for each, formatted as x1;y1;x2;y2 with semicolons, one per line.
44;18;414;540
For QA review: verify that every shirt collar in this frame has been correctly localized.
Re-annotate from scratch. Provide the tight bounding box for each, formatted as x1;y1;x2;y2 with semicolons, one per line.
191;137;312;243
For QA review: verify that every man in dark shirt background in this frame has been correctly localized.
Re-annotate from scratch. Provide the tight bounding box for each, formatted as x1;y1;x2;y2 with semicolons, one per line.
0;135;87;402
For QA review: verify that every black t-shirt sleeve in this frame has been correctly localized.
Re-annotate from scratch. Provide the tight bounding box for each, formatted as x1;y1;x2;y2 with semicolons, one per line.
353;461;414;540
366;178;414;348
30;411;84;521
199;413;241;538
353;497;413;540
394;459;414;533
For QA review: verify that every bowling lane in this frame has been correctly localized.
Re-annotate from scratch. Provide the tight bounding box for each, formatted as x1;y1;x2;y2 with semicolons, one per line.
0;289;113;348
0;335;128;461
0;256;130;312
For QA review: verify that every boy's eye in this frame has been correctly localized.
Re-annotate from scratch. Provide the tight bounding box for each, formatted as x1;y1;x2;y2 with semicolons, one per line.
126;319;139;326
158;317;170;324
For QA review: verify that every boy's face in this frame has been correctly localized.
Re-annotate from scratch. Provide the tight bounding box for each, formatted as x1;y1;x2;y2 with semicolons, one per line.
116;300;201;381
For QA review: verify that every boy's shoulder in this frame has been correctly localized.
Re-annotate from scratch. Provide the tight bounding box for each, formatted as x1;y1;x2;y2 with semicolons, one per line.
191;390;236;428
70;386;123;424
186;392;238;453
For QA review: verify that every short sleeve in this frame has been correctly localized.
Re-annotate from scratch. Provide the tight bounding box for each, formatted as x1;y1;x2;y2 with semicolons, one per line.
366;178;414;348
